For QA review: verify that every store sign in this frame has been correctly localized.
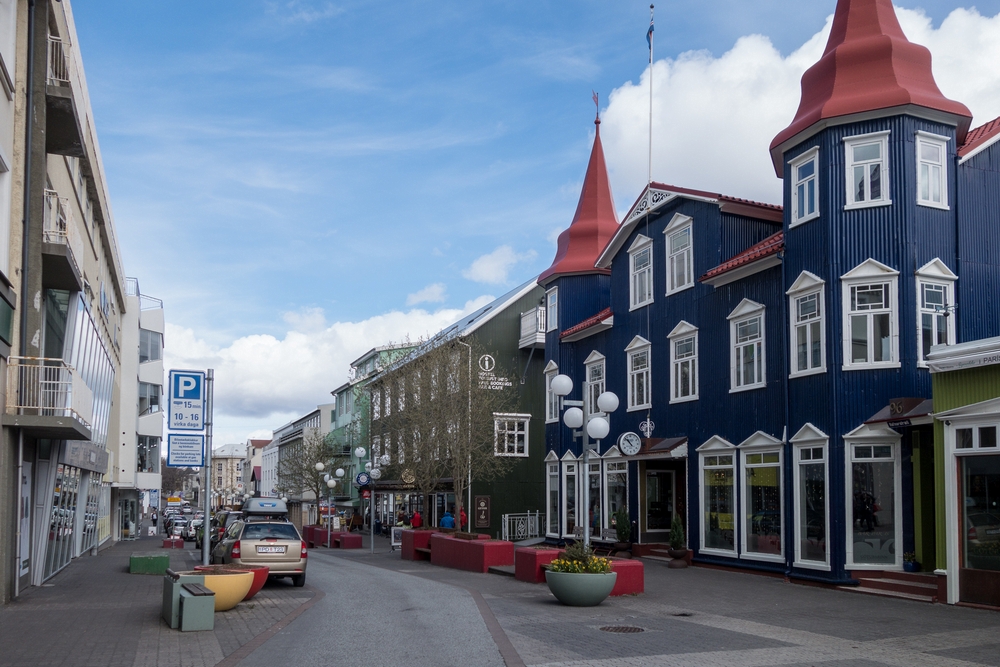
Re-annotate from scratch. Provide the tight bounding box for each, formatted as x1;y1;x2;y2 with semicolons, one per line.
475;495;490;528
478;354;513;391
928;350;1000;373
60;441;109;473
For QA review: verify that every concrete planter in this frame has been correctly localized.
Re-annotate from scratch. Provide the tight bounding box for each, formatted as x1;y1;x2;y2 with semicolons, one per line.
201;571;254;611
544;570;617;607
194;564;269;600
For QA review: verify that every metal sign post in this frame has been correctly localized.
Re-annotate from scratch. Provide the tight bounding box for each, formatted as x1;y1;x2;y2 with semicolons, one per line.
201;370;214;566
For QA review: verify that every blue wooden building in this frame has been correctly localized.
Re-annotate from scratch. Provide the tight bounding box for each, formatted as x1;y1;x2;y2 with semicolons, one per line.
542;0;1000;591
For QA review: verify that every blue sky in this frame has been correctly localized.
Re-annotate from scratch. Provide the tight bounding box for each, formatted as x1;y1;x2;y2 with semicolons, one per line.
71;0;1000;443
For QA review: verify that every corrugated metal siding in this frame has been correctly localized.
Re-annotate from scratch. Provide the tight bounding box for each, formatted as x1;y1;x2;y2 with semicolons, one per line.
957;141;1000;343
720;213;781;261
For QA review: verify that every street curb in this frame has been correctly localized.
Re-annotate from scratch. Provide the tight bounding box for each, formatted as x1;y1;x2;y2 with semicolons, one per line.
213;585;326;667
461;585;526;667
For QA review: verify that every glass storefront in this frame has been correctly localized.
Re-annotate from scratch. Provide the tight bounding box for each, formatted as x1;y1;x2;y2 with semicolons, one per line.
645;470;674;532
81;473;101;552
605;461;628;531
849;444;897;565
44;464;81;580
745;451;781;557
564;463;577;536
796;446;827;564
703;454;735;552
547;464;559;535
587;463;601;537
962;454;1000;572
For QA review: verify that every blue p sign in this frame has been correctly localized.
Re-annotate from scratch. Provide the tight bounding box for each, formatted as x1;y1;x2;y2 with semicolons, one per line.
169;370;206;431
172;372;203;400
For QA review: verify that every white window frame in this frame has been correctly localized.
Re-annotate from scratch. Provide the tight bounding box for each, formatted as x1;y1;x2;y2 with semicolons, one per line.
562;457;579;539
494;413;530;457
544;360;559;423
629;235;654;310
916;131;949;210
546;287;558;332
841;259;900;370
625;336;652;411
546;459;560;537
790;147;820;226
843;423;902;570
668;320;698;403
787;271;827;378
664;213;694;295
915;258;957;367
696;436;737;557
584;351;606;417
844;131;891;210
728;299;766;392
602;456;629;536
790;423;831;570
738;432;784;563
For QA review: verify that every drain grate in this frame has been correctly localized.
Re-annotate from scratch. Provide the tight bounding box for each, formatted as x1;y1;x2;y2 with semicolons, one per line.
600;625;645;634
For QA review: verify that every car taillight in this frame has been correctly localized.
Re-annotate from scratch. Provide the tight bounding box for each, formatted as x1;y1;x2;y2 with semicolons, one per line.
232;540;241;558
301;541;308;559
969;526;977;540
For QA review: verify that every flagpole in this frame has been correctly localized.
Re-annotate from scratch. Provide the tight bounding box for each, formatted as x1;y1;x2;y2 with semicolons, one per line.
648;4;654;199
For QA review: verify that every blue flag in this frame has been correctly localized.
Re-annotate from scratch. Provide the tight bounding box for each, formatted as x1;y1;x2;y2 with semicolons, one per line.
647;17;654;50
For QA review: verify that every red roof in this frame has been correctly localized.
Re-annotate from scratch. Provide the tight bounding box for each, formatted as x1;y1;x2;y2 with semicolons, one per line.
701;231;784;282
958;116;1000;158
648;182;783;220
539;119;620;286
560;307;613;339
770;0;971;175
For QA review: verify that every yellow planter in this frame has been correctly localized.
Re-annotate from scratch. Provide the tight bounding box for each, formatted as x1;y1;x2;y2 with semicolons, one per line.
201;571;254;611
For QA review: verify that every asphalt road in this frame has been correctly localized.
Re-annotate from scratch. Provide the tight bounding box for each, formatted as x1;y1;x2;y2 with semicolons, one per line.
237;549;506;667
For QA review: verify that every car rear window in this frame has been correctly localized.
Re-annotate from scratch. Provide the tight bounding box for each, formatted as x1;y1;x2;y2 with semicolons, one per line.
241;524;300;540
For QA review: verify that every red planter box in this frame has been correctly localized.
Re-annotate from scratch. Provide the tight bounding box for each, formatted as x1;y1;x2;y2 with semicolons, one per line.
430;533;514;573
401;529;438;561
161;538;184;549
514;547;563;583
609;558;644;596
334;533;362;549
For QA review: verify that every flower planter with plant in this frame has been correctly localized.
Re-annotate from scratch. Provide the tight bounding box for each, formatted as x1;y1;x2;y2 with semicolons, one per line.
668;513;689;568
903;551;921;573
545;542;617;606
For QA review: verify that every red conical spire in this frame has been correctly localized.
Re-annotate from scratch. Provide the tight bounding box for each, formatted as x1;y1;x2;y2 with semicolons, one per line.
769;0;972;175
538;119;620;286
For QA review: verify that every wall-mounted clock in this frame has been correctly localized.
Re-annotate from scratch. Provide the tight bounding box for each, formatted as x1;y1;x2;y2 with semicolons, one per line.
618;432;642;456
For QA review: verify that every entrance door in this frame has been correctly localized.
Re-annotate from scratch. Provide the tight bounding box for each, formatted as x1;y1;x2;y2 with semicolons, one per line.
645;469;674;535
847;444;899;567
960;450;1000;605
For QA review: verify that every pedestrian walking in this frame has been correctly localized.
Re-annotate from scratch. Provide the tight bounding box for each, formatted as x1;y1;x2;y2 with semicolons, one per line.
440;511;455;529
411;510;423;528
460;507;467;530
151;510;157;530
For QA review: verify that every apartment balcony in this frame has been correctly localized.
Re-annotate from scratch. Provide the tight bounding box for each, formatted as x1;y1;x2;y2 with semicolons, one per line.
45;35;85;157
42;190;83;291
519;307;546;349
2;357;93;440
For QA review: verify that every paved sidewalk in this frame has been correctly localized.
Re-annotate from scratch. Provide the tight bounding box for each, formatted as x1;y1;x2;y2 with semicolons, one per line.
0;532;314;667
331;533;1000;667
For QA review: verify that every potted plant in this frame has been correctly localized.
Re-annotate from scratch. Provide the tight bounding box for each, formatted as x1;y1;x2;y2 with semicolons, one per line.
668;513;689;568
544;542;617;607
613;507;631;550
903;552;920;573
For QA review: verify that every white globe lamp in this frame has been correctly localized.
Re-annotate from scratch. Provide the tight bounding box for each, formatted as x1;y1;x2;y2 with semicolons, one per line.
370;468;382;480
597;391;620;414
551;374;573;397
587;416;610;441
563;407;584;429
326;479;337;489
355;447;367;459
314;461;325;472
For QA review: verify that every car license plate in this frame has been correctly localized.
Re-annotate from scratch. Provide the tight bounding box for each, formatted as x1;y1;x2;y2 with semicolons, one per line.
986;528;1000;536
257;545;286;554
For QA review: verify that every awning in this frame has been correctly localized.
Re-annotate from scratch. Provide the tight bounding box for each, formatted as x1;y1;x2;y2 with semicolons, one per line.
865;397;933;428
637;436;688;458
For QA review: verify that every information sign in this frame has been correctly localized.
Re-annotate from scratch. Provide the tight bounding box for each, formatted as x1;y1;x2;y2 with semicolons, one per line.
168;370;206;431
166;434;205;468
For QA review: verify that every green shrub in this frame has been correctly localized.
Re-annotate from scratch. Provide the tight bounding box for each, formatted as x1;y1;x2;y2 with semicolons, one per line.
669;513;686;550
614;507;631;543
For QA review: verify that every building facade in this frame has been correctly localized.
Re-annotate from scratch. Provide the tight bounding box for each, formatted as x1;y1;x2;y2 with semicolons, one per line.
210;443;245;510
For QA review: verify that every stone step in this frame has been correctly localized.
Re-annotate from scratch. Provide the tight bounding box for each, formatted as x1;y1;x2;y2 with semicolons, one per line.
854;576;937;597
488;565;516;577
838;584;935;603
878;570;936;584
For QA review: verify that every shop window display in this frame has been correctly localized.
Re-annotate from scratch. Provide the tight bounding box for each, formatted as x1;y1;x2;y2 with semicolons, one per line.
702;454;735;552
850;444;896;565
797;446;827;564
745;451;782;556
605;461;628;532
962;454;1000;572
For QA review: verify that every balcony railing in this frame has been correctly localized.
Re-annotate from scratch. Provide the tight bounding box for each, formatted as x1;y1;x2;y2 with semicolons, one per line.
47;36;72;86
519;307;546;349
125;277;164;310
7;357;94;429
43;190;84;265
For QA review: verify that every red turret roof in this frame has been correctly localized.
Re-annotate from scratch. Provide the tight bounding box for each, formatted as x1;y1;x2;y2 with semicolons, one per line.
538;118;620;286
770;0;972;176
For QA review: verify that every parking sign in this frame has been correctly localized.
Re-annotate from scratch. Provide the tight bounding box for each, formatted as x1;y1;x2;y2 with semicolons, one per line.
169;370;206;431
166;434;205;467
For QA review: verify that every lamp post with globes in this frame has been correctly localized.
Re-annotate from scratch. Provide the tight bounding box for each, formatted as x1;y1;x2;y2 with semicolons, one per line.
314;461;343;548
354;446;390;554
550;374;619;551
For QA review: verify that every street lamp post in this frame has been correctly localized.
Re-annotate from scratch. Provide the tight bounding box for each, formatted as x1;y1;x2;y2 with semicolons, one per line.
550;374;619;551
354;446;389;554
314;461;342;548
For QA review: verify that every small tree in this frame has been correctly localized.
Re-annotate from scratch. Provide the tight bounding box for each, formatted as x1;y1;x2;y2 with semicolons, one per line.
670;512;686;550
276;427;348;507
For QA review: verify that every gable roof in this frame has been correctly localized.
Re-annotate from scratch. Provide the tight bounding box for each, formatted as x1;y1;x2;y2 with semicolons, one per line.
539;118;620;286
770;0;971;176
701;231;784;286
959;116;1000;163
596;183;781;269
560;307;613;342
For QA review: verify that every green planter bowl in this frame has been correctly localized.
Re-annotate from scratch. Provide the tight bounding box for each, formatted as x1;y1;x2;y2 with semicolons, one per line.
545;570;617;607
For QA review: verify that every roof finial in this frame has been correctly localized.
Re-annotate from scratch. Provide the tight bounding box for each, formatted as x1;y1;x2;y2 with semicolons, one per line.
592;90;600;124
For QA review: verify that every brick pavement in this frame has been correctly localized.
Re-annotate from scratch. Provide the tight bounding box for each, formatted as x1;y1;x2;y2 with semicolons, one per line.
331;534;1000;667
0;532;313;667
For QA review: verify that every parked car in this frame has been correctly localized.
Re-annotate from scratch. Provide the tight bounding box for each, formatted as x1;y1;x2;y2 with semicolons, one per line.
198;511;242;549
966;512;1000;545
182;518;203;541
170;517;188;538
211;519;307;586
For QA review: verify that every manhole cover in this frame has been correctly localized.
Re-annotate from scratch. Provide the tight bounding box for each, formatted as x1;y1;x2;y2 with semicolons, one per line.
600;626;645;633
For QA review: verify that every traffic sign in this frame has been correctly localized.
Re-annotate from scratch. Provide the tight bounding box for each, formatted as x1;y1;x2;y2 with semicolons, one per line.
355;472;371;487
166;434;205;467
169;370;206;431
361;489;371;499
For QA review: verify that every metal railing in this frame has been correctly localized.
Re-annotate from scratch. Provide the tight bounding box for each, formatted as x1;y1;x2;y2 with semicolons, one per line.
501;511;541;542
520;307;545;339
43;190;84;267
47;36;71;86
125;278;164;310
7;357;94;428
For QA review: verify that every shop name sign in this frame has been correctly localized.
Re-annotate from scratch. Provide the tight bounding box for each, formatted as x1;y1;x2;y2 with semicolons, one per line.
478;355;513;391
168;370;206;431
927;351;1000;373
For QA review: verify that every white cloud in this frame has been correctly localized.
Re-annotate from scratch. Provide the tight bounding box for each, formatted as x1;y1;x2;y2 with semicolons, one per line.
406;283;447;306
601;6;1000;208
163;300;491;429
462;245;537;284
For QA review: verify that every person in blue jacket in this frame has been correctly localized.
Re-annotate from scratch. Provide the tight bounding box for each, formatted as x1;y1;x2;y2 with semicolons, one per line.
440;511;456;529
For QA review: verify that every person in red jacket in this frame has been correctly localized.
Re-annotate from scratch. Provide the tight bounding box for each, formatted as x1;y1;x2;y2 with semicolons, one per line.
411;510;422;528
460;507;468;530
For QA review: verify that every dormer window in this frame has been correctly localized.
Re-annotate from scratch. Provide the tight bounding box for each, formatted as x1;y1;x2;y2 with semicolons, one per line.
790;148;819;225
844;132;890;209
916;132;948;209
